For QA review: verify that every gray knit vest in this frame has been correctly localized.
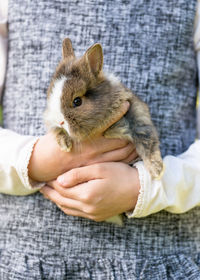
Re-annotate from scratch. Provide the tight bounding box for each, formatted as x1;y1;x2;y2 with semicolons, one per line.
0;1;199;279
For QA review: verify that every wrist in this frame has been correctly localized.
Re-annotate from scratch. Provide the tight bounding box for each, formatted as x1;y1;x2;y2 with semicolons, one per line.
28;137;45;181
28;134;62;181
125;165;141;212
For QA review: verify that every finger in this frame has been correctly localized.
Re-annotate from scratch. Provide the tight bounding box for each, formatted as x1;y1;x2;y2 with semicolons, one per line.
96;101;130;134
40;185;82;209
57;165;103;187
47;180;60;189
48;181;77;198
121;149;138;164
48;178;104;204
97;142;136;163
59;206;97;221
47;180;79;199
40;186;96;220
86;136;128;154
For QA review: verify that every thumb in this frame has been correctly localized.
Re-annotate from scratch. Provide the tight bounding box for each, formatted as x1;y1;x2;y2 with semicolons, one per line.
97;101;130;134
57;164;102;187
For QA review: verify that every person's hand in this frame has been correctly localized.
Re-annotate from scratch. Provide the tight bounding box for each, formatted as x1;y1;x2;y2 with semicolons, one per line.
28;102;137;182
28;133;137;182
40;162;140;222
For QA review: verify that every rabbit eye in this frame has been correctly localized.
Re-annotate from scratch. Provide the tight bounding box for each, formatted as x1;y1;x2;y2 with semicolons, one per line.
73;97;82;107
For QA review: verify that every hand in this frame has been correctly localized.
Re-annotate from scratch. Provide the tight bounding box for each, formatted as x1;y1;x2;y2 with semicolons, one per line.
28;134;137;182
40;162;140;222
28;102;137;182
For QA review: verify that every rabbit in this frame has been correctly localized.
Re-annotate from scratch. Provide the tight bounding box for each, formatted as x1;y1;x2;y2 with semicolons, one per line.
44;38;163;225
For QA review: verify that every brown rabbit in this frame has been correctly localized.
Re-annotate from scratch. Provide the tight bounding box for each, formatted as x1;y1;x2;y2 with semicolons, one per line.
44;38;163;179
44;38;163;225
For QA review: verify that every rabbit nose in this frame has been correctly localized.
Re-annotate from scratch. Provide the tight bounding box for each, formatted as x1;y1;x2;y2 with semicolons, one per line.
60;121;64;126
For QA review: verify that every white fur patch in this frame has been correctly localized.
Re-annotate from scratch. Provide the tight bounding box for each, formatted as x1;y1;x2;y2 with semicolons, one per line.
104;71;121;86
44;76;71;135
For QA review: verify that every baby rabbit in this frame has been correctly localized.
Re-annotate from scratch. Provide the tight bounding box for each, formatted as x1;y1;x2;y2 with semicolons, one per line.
44;38;163;225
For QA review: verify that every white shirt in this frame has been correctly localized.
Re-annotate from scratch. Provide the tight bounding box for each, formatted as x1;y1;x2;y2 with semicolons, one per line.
0;1;200;217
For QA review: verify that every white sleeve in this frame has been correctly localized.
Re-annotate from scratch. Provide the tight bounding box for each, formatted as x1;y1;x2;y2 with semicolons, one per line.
127;140;200;218
0;129;44;195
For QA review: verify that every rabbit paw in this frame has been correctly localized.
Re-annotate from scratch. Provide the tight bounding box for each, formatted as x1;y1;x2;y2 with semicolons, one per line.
57;135;72;152
144;151;163;179
53;127;73;152
106;215;123;226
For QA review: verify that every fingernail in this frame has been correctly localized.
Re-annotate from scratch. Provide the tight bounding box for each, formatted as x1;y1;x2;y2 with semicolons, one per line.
125;101;130;110
57;176;66;186
121;101;130;114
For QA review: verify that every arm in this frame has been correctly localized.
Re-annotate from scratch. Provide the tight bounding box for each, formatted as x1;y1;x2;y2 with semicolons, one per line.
0;120;135;196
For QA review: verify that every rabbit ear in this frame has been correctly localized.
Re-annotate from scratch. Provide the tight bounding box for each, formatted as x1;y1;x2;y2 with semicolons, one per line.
85;43;103;76
62;38;75;59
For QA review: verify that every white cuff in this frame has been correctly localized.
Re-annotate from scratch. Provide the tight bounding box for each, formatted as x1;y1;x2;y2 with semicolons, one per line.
126;161;167;218
16;137;45;190
126;161;148;217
